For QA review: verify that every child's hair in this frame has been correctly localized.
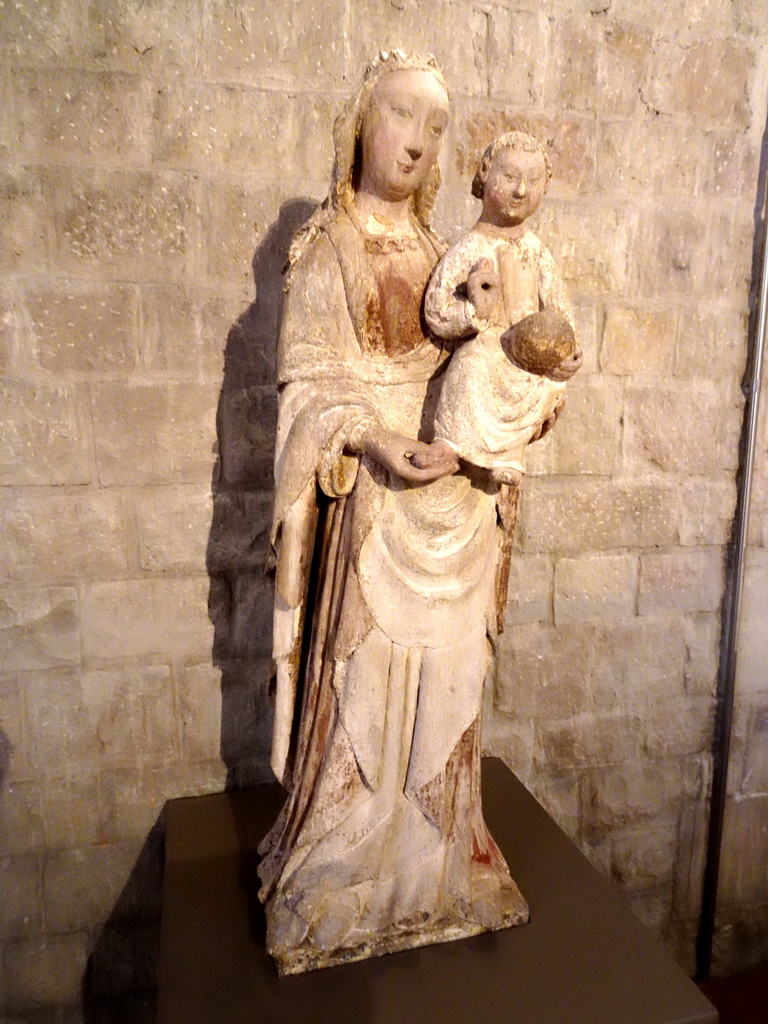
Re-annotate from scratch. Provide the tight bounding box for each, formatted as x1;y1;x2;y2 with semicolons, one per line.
471;131;552;200
505;311;577;378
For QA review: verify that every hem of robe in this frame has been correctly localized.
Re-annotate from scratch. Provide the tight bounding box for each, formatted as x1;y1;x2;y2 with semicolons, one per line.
259;717;528;972
271;885;529;975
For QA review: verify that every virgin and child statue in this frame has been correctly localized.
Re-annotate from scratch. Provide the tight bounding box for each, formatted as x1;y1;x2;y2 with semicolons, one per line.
256;49;580;976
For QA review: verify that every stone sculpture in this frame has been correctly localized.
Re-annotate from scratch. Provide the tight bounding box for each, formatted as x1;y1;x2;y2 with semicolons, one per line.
258;51;577;977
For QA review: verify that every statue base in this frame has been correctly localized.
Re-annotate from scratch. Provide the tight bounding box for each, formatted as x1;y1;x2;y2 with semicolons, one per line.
158;759;716;1024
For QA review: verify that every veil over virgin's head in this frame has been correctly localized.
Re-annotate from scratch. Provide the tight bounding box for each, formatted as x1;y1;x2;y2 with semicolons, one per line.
285;49;449;285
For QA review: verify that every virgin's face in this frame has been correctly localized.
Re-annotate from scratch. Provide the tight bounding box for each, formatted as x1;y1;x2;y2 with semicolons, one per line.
358;69;449;202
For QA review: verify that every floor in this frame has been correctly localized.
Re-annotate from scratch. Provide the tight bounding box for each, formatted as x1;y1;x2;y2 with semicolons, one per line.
697;962;768;1024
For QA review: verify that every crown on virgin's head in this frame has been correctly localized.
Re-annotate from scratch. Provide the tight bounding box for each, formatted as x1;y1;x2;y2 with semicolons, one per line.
365;48;442;74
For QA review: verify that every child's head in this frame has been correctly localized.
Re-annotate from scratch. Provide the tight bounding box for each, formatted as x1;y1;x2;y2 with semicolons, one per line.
472;131;551;228
504;311;582;381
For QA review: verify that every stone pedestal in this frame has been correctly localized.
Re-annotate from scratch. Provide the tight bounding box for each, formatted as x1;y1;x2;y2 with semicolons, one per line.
158;759;717;1024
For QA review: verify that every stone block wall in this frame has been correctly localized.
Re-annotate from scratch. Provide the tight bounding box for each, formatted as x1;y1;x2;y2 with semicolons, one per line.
0;0;766;1015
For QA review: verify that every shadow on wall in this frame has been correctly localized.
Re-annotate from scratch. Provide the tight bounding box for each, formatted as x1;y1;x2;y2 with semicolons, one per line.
0;728;11;784
82;819;164;1023
208;197;317;791
80;200;316;1022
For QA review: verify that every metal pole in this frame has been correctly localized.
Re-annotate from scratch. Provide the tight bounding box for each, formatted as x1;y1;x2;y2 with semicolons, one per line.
695;137;768;981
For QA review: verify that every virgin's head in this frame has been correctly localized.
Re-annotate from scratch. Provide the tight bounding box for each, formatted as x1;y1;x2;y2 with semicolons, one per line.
286;51;448;280
356;66;449;205
333;51;448;222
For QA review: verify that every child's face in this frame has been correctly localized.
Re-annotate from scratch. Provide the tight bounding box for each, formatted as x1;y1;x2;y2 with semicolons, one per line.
481;147;547;227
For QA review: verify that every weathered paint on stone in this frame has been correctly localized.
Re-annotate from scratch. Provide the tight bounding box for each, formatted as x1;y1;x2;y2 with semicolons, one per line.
0;0;765;1005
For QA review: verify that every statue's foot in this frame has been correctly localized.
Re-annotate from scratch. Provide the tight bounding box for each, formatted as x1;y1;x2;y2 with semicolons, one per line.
308;892;360;951
267;902;310;953
470;864;528;929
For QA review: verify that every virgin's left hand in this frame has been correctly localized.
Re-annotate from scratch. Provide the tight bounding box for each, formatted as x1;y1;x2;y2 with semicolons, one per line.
530;396;566;443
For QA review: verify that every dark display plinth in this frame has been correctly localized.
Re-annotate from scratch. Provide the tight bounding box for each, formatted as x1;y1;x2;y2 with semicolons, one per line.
158;759;717;1024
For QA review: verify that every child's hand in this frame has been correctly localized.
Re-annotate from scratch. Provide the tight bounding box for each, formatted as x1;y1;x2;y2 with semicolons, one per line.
467;258;499;321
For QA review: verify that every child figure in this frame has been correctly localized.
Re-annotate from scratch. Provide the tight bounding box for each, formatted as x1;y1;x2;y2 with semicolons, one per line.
416;130;582;483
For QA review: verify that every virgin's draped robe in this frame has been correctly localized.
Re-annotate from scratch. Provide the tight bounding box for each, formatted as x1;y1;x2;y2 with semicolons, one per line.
258;206;528;975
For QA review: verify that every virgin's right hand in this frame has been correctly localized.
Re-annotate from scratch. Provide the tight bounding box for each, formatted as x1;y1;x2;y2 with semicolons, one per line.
359;426;459;484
